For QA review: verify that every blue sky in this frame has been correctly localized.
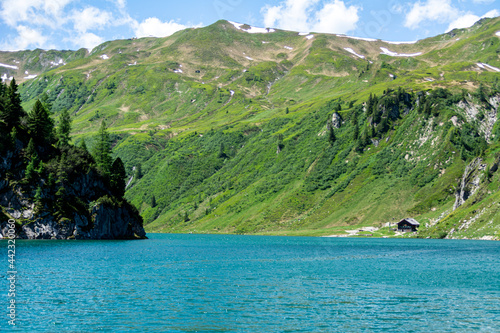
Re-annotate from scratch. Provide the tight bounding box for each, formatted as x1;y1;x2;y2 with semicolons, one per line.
0;0;498;51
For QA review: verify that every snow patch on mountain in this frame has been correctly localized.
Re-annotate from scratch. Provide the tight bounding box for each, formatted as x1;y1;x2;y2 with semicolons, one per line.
380;47;422;57
1;74;13;82
0;63;18;70
50;59;66;66
337;34;377;42
100;54;109;60
229;21;275;34
477;63;500;72
383;40;417;45
344;48;365;59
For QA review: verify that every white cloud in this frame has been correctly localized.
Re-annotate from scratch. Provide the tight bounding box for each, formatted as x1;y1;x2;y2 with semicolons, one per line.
446;9;500;32
472;0;494;3
261;0;359;34
133;17;188;38
0;0;198;50
0;0;73;27
446;14;482;31
72;7;112;33
313;1;359;33
70;32;105;51
483;9;500;18
404;0;459;29
5;25;51;50
114;0;127;9
262;0;316;32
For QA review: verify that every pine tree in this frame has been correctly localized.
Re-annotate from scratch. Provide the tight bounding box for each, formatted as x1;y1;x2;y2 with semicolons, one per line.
352;123;359;142
26;138;37;158
34;186;43;211
110;157;126;197
40;93;52;112
1;79;24;130
367;93;374;116
477;83;488;103
151;194;157;208
79;138;88;152
218;142;227;158
25;158;38;182
56;109;72;147
423;100;431;116
328;122;336;145
135;162;142;179
93;120;113;176
27;100;54;144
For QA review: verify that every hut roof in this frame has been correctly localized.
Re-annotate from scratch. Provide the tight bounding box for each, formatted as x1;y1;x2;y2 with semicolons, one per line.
399;218;420;226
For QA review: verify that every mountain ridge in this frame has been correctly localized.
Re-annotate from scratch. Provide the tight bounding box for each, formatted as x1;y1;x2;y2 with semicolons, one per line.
1;17;500;239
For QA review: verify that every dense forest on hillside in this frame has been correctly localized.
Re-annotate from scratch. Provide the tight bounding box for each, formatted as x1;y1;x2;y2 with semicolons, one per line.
0;79;145;239
119;83;500;239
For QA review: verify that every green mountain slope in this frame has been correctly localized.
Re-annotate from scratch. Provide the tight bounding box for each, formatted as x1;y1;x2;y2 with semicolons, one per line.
4;17;500;239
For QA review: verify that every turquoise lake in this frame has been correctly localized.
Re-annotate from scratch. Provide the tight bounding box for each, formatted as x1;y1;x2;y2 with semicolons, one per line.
1;234;500;332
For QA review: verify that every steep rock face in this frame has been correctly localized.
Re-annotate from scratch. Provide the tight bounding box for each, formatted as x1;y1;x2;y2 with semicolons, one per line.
457;97;499;142
0;143;146;240
453;157;485;210
0;185;146;240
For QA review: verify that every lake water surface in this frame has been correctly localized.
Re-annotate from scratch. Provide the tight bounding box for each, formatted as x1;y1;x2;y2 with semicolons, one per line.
1;234;499;332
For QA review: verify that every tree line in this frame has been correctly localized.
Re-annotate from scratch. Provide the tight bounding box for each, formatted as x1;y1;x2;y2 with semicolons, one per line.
0;79;126;214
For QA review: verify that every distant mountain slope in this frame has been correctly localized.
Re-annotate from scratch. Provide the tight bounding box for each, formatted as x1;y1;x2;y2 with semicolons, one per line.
1;17;499;239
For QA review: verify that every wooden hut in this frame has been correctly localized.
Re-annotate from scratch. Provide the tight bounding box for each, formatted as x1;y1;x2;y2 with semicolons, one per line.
397;218;420;232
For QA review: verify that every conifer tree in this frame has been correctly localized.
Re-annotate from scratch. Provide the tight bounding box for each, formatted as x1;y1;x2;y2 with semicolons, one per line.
151;194;157;208
24;158;38;182
93;120;113;176
135;163;142;179
1;79;24;130
352;123;359;142
26;138;37;158
423;100;431;116
218;142;227;158
110;157;126;197
367;93;374;116
79;138;88;152
27;100;54;144
40;93;52;112
57;109;72;147
328;121;336;145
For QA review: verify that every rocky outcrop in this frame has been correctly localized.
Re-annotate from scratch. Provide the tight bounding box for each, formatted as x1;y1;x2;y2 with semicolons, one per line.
0;191;146;240
331;112;343;128
453;157;485;210
457;96;499;143
0;143;146;240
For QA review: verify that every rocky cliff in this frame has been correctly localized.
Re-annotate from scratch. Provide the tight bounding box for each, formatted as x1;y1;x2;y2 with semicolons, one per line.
0;140;146;240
